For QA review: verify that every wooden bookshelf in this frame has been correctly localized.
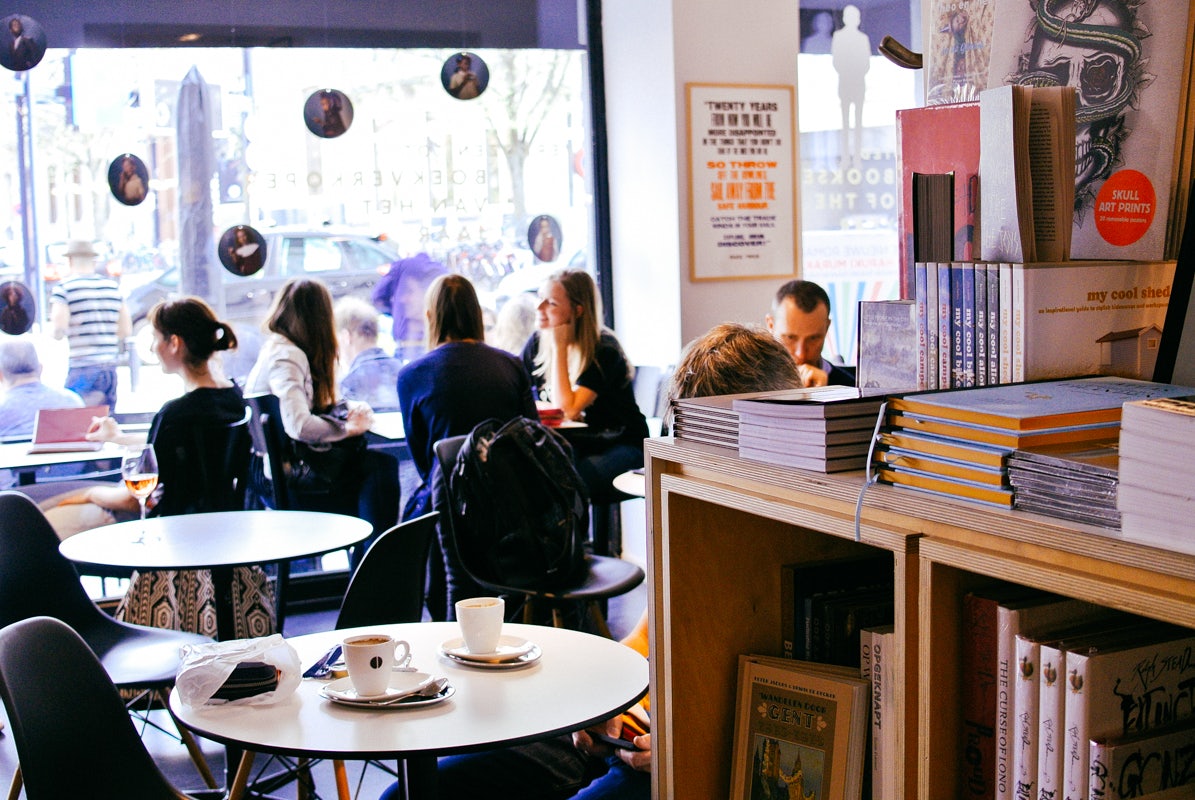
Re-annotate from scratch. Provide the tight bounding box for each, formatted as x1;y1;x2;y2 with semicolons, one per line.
643;436;1195;799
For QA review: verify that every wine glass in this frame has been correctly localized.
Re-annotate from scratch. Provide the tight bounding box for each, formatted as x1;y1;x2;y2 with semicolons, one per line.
121;444;159;543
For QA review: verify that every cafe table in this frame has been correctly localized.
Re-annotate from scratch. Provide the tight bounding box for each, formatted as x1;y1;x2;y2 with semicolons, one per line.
58;510;372;641
169;621;651;800
0;439;125;485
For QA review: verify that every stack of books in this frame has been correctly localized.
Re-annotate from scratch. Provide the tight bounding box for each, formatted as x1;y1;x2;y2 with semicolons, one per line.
1117;395;1195;554
732;387;885;472
877;377;1195;508
670;393;744;450
1006;440;1120;528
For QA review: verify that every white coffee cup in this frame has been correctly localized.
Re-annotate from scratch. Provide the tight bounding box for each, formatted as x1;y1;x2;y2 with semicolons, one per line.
342;633;411;697
455;597;505;654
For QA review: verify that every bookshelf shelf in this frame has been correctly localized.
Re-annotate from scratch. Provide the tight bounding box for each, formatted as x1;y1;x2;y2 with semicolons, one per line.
644;436;1195;800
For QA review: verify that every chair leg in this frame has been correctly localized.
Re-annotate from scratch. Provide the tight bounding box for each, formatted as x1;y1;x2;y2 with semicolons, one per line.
6;767;21;800
588;600;613;638
333;759;351;800
227;750;257;800
158;689;218;790
296;757;313;800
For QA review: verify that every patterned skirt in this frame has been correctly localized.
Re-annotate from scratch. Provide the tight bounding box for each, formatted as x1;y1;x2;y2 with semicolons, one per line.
114;567;277;640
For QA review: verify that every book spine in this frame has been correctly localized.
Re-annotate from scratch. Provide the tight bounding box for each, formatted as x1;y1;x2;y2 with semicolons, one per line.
952;262;967;389
872;628;887;800
860;628;879;800
995;604;1018;800
987;262;1001;386
938;262;953;388
1063;649;1093;800
1088;727;1195;800
781;564;796;659
1013;635;1042;800
880;627;897;800
926;262;940;391
961;593;999;800
1011;263;1026;383
975;262;988;387
1037;643;1066;800
999;263;1013;384
915;262;929;390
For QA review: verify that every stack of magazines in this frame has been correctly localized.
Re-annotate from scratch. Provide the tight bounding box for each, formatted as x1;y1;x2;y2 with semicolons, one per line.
1117;395;1195;553
1006;440;1120;528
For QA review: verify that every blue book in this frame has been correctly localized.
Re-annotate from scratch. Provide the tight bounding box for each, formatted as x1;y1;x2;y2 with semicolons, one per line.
951;262;974;388
986;263;1000;386
937;263;952;389
925;263;939;391
974;263;987;387
914;262;929;390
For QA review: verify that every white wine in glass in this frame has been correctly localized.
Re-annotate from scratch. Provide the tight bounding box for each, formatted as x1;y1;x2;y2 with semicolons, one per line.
122;444;159;542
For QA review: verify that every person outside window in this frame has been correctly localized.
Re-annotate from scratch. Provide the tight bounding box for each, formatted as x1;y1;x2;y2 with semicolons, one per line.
370;252;448;363
49;239;132;409
765;279;856;388
0;339;83;439
335;296;401;412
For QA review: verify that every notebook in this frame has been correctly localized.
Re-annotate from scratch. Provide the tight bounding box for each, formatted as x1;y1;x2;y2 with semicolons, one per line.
27;405;109;454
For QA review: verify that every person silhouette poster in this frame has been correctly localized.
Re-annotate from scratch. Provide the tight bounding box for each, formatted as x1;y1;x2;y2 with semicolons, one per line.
831;5;871;171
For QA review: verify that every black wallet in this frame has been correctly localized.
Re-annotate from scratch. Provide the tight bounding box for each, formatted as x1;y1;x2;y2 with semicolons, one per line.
212;661;280;701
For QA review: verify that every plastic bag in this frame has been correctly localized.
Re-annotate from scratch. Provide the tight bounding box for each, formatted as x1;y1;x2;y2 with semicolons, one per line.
175;633;302;707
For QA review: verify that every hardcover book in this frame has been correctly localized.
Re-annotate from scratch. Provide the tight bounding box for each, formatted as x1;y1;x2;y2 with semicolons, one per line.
862;624;896;800
779;555;892;662
857;300;921;392
887;412;1119;450
987;0;1192;262
896;103;981;296
876;429;1010;468
730;654;869;800
1088;722;1195;800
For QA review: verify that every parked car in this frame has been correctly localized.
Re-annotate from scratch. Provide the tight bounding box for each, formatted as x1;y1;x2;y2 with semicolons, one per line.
126;229;399;376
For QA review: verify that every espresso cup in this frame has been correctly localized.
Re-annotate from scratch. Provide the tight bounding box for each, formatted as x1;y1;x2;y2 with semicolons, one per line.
342;634;411;697
455;596;505;654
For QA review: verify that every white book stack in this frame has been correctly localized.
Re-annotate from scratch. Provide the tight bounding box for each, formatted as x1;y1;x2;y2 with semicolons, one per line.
1117;396;1195;554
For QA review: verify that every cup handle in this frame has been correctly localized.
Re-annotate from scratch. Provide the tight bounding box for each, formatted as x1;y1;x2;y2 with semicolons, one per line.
394;640;412;671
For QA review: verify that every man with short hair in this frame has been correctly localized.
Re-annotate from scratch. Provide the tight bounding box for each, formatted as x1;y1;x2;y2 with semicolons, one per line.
335;296;401;412
765;279;856;387
49;240;131;409
0;339;83;439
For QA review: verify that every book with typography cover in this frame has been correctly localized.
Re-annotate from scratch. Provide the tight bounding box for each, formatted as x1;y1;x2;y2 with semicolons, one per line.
926;262;940;391
1088;721;1195;800
915;262;938;391
896;103;981;296
998;262;1013;384
861;624;896;800
730;654;869;800
1010;260;1175;383
1063;627;1195;800
987;0;1192;262
952;262;975;388
985;262;1000;387
888;377;1195;432
938;261;954;388
857;300;921;391
975;261;988;387
979;84;1075;264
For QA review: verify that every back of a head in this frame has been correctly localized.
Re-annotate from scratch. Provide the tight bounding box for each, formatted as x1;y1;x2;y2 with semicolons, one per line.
150;296;237;369
667;322;804;407
0;339;41;380
426;273;485;346
334;296;380;342
490;292;538;354
265;278;338;409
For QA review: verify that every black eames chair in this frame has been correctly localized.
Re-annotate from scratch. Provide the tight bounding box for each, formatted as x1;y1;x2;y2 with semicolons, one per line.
0;491;216;795
0;615;201;799
336;512;439;629
432;436;645;636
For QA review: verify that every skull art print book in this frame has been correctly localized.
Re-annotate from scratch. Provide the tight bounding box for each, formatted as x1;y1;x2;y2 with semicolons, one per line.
987;0;1192;262
728;654;868;800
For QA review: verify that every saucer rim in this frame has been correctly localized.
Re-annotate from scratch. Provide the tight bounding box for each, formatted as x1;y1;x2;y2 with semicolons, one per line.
437;634;534;663
320;671;433;702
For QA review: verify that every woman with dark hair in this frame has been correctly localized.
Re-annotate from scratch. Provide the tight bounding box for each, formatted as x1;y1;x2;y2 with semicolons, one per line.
245;278;399;563
398;274;537;618
521;268;647;501
47;297;274;638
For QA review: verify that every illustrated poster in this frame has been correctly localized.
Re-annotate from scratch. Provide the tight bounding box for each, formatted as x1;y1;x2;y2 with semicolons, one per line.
686;83;798;281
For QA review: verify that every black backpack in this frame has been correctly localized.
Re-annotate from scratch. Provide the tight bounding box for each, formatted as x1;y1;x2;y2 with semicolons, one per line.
447;416;589;590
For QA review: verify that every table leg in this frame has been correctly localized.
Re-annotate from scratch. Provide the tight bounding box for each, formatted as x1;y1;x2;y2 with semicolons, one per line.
209;565;236;642
403;755;438;800
227;750;256;800
333;759;351;800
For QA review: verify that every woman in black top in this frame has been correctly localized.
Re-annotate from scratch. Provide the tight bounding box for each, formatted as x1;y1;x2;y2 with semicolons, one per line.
520;268;647;501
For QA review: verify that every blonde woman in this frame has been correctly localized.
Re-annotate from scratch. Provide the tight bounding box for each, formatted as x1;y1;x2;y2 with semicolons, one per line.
520;268;647;500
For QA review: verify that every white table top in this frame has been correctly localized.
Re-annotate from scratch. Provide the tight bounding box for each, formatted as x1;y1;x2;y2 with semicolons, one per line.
59;510;372;571
170;622;649;760
369;411;406;441
612;469;646;498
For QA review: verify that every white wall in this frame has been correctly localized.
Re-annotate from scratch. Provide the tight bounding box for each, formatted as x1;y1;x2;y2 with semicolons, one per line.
603;0;801;368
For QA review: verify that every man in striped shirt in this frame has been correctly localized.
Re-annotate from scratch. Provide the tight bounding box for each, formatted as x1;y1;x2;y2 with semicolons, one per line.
49;240;131;409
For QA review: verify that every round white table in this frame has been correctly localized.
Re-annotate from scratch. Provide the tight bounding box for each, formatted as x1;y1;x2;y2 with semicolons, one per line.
170;621;650;800
59;510;372;640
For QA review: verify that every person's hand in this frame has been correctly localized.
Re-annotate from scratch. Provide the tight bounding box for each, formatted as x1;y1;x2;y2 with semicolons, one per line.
54;488;94;506
85;416;121;443
797;363;829;388
616;732;651;772
550;322;573;349
343;402;374;436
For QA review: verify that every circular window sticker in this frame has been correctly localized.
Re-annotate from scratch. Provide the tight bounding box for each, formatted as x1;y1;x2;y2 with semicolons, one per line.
108;154;150;207
0;281;35;336
441;52;489;100
218;225;267;277
528;215;562;263
303;89;354;139
0;15;47;72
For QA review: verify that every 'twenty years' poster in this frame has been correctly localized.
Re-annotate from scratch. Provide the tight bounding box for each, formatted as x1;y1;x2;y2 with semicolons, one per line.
686;83;798;281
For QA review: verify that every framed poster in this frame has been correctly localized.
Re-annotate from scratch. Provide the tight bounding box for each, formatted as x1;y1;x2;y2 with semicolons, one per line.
686;83;798;281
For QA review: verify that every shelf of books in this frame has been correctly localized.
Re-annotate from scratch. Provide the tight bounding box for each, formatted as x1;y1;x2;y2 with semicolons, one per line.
644;436;1195;800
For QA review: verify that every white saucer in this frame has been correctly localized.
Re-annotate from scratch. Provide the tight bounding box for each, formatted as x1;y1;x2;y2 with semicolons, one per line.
439;635;535;663
439;637;542;670
321;682;455;710
319;671;435;703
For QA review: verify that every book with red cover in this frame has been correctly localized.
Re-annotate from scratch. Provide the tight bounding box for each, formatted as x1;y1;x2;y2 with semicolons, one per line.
895;102;980;298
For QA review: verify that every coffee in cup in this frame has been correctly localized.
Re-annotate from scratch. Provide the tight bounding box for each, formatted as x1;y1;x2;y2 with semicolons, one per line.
342;633;411;697
455;596;504;654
